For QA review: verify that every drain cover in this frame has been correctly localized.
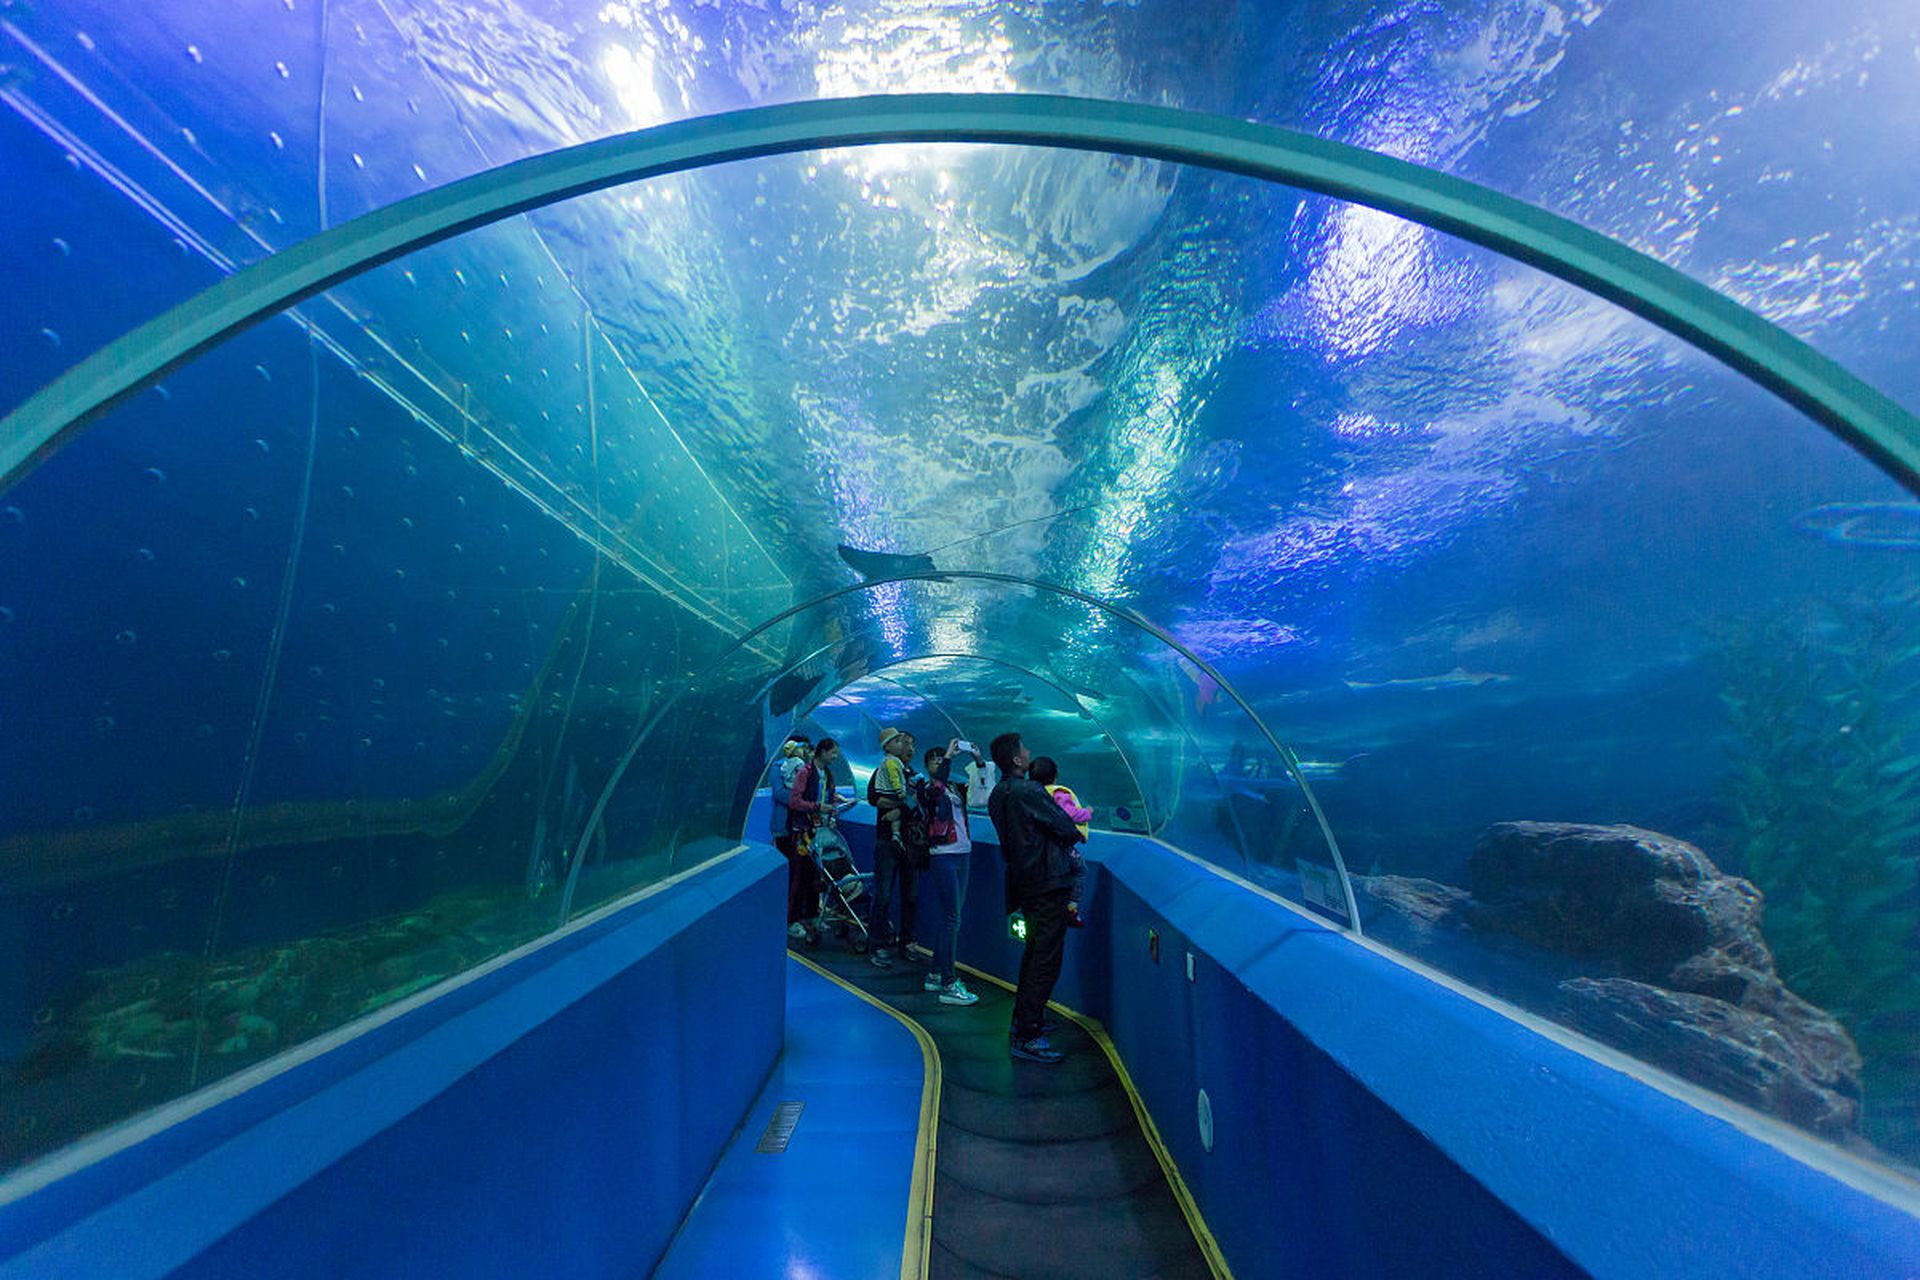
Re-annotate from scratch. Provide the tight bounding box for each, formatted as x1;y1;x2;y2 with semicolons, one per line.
755;1101;806;1153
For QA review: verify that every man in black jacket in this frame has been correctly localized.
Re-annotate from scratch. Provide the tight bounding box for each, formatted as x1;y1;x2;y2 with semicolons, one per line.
987;731;1085;1064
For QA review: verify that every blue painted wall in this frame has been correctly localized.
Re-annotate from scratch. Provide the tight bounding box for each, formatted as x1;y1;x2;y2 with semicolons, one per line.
1081;846;1582;1278
12;788;1911;1279
782;787;1920;1280
0;848;785;1280
1066;838;1920;1279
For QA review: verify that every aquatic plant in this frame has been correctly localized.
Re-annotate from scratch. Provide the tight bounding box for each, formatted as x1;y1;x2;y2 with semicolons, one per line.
0;883;557;1164
1717;588;1920;1151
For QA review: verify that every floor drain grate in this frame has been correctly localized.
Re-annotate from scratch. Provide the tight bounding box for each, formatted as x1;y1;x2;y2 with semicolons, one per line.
755;1101;805;1153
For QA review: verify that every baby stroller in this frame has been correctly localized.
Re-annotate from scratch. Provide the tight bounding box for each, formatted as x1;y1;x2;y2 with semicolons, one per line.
804;819;873;954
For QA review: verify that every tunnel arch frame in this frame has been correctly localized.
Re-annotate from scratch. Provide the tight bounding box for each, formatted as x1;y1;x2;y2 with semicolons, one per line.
752;644;1285;866
12;90;1920;935
760;650;1162;834
557;570;1363;932
795;654;1289;908
5;91;1917;492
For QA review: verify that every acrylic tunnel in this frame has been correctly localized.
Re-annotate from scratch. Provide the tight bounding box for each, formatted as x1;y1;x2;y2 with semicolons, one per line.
2;4;1920;1277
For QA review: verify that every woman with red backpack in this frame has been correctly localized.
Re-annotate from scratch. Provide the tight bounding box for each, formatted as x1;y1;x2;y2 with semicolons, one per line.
918;738;982;1006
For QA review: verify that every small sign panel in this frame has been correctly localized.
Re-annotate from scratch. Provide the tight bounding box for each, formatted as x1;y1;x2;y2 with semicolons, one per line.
1298;861;1346;916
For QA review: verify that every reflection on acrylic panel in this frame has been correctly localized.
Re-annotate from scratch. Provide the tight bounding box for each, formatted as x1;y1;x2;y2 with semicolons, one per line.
3;0;1919;1176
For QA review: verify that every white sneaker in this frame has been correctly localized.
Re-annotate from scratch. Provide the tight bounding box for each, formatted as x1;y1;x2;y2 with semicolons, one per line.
938;981;979;1006
923;974;943;992
905;942;934;961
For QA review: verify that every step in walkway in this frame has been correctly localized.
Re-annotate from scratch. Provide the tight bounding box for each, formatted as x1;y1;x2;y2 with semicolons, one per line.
803;943;1215;1280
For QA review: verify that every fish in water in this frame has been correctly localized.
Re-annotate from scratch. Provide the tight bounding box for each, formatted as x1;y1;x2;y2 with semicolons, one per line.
1291;753;1368;780
1343;666;1511;692
1221;754;1367;792
1043;664;1111;705
1180;661;1222;716
1792;502;1920;548
837;544;940;580
766;668;827;715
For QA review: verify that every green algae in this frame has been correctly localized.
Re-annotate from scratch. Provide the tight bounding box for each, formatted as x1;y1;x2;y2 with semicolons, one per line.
1717;587;1920;1158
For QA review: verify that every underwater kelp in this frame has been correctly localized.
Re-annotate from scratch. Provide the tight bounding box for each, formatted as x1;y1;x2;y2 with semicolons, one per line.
1717;589;1920;1158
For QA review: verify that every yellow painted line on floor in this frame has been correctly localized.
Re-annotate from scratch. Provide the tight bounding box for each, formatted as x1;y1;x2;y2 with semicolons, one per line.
788;951;940;1280
956;962;1235;1280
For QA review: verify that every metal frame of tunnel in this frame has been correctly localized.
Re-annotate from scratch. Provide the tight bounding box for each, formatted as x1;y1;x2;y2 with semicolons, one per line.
11;90;1920;934
758;645;1275;862
6;92;1918;492
842;576;1349;917
772;651;1160;832
559;571;1365;933
807;657;1278;897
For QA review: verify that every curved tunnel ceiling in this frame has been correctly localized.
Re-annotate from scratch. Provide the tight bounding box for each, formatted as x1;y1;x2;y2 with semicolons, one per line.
10;96;1919;943
6;7;1920;1174
8;93;1918;740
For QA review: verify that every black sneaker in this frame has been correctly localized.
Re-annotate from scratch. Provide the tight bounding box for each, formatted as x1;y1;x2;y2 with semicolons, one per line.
1009;1035;1064;1064
1010;1019;1062;1038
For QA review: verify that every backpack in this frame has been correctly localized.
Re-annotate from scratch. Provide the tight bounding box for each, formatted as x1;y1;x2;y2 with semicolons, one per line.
901;804;933;869
915;776;957;847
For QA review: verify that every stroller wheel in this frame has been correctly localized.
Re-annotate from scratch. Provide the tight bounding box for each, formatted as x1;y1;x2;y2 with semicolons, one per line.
850;937;869;955
834;921;849;938
805;928;822;949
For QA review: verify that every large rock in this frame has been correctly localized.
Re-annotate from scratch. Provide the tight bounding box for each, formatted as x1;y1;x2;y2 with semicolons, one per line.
1559;977;1862;1139
1466;822;1773;986
1356;874;1471;936
1360;822;1864;1139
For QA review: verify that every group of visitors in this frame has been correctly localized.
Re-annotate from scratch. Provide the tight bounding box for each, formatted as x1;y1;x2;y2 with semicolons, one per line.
774;724;1092;1064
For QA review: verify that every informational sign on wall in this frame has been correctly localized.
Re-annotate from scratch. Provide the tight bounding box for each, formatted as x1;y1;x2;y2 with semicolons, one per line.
1298;861;1345;916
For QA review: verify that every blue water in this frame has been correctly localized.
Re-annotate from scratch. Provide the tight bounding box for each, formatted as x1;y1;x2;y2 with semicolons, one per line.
2;0;1917;1177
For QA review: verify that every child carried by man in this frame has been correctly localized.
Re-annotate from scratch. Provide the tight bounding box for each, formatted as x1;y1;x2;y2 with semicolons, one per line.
1029;756;1090;928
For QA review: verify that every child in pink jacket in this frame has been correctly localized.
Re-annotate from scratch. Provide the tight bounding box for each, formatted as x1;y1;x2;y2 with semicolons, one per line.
1029;757;1089;928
